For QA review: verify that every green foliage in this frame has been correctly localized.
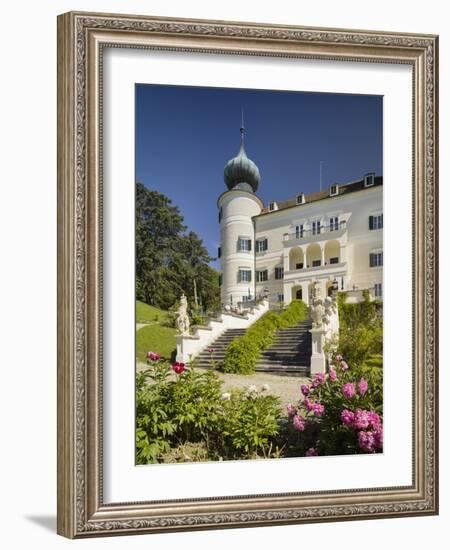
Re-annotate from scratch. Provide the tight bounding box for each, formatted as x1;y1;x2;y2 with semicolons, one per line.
136;324;177;362
136;361;223;464
218;388;282;459
223;300;308;374
336;292;383;368
136;183;220;312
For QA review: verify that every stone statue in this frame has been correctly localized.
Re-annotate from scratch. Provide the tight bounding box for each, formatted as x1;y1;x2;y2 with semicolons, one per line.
310;296;325;329
176;294;190;336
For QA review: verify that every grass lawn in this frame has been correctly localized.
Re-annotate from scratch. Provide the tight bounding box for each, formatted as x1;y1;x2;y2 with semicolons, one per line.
136;300;168;324
136;324;177;362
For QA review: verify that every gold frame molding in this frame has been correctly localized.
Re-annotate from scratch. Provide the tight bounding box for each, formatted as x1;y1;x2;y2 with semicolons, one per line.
57;11;439;538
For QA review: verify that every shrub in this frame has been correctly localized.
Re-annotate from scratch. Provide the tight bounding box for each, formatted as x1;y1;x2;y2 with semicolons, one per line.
285;355;383;457
217;386;282;459
223;300;308;374
136;358;223;464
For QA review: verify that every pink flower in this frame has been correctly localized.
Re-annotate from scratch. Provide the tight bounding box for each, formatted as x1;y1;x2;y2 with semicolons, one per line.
341;409;355;427
293;415;306;432
358;431;376;453
300;384;310;396
342;382;356;399
335;354;343;362
207;347;214;354
286;403;297;418
304;398;315;412
172;361;186;374
353;409;370;430
358;377;369;396
314;373;326;385
305;447;318;457
312;402;325;418
329;368;337;381
374;428;383;449
147;351;161;361
340;361;349;371
368;411;382;430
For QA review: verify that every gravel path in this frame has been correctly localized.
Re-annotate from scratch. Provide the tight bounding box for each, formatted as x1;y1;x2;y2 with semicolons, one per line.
137;362;309;411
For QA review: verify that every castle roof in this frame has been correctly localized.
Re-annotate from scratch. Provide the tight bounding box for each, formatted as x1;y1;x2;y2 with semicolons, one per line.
257;175;383;216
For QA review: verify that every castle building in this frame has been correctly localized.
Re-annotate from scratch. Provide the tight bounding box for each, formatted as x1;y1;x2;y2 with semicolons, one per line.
217;126;383;308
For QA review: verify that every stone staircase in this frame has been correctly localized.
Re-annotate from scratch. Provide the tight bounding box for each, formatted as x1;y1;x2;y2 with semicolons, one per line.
192;319;312;376
255;319;312;376
192;328;247;368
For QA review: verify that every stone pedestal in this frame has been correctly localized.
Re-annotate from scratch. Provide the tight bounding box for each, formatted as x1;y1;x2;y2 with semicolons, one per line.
310;327;327;374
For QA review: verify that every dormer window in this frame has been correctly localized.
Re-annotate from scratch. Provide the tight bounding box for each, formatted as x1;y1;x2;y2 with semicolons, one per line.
364;172;375;187
330;184;339;196
268;201;278;212
296;193;305;205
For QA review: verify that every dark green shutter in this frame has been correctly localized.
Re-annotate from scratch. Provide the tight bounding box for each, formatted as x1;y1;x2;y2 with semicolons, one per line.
370;253;374;267
369;216;374;230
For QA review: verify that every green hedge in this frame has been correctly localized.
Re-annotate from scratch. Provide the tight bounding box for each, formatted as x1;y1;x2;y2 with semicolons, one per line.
223;300;308;374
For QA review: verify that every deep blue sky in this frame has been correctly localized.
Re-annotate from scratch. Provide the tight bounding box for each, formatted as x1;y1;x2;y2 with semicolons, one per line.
136;84;382;267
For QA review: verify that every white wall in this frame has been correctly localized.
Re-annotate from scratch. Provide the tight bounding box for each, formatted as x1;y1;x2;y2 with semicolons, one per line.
0;1;447;550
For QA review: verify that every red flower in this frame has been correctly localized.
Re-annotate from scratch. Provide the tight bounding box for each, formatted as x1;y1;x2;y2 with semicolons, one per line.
172;362;186;374
147;351;161;361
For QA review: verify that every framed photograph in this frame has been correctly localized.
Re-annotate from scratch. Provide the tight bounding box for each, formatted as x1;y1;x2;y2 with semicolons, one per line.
57;11;439;538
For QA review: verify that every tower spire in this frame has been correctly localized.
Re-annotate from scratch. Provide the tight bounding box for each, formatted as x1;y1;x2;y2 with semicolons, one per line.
240;107;245;149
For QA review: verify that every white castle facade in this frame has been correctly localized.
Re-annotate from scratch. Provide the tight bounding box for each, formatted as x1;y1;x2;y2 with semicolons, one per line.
218;127;383;309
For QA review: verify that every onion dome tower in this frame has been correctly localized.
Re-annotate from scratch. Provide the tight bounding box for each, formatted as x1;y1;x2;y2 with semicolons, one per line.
217;119;263;307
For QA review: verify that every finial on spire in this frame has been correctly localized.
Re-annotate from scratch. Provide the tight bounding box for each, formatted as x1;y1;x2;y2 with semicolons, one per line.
240;107;245;148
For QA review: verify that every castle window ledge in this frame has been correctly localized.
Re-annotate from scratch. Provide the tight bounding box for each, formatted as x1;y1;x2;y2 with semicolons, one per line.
284;262;346;278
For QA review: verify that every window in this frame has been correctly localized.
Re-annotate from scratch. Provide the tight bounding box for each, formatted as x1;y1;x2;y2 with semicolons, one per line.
238;269;252;283
329;257;339;264
329;216;339;231
369;214;383;230
275;266;284;279
330;184;339;196
218;246;221;258
312;259;322;267
312;220;321;235
238;237;252;252
295;263;304;270
295;224;304;239
268;201;277;211
370;251;383;267
364;173;375;187
374;283;382;297
277;293;284;303
256;238;268;253
242;295;252;302
218;207;223;223
296;193;305;205
256;270;268;282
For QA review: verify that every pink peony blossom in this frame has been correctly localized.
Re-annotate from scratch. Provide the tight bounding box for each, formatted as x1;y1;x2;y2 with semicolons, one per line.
358;377;369;396
312;402;325;417
172;361;186;374
353;408;370;430
286;403;297;418
374;428;383;449
305;447;318;456
314;373;326;385
293;415;306;432
329;368;337;381
207;347;214;354
368;411;382;430
335;354;343;362
342;382;356;399
300;384;310;396
304;397;315;412
340;360;349;371
341;409;355;427
358;430;376;453
147;351;161;361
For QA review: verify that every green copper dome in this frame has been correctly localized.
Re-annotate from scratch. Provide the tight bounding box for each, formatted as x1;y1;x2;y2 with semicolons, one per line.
224;127;260;193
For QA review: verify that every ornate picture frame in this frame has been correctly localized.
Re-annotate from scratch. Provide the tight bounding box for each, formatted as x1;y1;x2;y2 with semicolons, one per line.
57;11;438;538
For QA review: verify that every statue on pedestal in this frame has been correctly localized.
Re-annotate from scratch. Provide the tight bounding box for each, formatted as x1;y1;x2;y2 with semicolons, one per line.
176;294;190;336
